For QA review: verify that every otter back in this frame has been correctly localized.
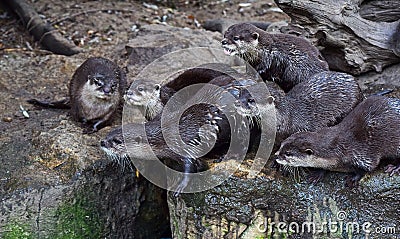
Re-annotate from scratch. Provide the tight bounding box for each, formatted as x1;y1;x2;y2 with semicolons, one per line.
276;96;400;184
222;23;329;92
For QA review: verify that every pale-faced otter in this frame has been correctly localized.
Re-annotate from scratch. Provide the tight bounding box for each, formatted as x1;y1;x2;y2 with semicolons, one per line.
124;63;239;120
124;81;163;121
275;95;400;185
236;71;363;147
28;57;126;133
221;23;329;92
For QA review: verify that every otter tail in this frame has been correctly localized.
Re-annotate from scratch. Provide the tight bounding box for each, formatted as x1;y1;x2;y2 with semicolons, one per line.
27;98;71;109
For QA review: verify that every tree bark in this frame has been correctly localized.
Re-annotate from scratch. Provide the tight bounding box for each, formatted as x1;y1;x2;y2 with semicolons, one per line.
275;0;400;75
4;0;81;56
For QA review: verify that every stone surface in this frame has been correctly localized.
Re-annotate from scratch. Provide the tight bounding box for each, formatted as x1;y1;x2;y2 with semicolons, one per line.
1;18;399;239
168;170;400;239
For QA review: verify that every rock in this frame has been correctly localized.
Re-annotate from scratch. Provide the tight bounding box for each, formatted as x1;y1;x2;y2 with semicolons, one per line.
0;28;173;238
202;19;271;34
357;63;400;98
166;62;400;238
168;171;400;238
1;19;399;239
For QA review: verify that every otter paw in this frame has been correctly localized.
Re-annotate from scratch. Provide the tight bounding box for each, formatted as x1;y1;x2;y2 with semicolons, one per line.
385;164;400;176
345;173;363;188
172;176;190;197
306;169;326;184
213;156;223;163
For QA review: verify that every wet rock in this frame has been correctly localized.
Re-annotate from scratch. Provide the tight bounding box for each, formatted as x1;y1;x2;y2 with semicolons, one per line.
168;171;400;238
1;18;399;239
166;64;400;238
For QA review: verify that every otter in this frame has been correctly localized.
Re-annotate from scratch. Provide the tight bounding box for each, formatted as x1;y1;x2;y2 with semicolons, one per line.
101;102;238;195
28;57;126;133
275;95;400;186
124;81;162;121
235;71;363;147
124;63;240;120
221;23;329;92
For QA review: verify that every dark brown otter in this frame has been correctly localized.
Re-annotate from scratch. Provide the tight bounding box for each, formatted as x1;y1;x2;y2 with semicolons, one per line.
28;57;126;133
124;63;239;120
221;23;329;92
236;71;363;147
101;101;243;195
276;95;400;185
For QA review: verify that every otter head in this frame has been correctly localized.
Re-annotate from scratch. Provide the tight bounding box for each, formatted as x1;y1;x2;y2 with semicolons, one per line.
221;23;260;63
275;131;339;170
101;126;128;161
124;81;162;120
236;92;275;127
88;73;119;100
124;81;161;106
101;123;157;163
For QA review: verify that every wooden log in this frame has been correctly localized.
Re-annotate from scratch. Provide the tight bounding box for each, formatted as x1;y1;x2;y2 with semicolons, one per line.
4;0;81;56
359;0;400;22
275;0;400;75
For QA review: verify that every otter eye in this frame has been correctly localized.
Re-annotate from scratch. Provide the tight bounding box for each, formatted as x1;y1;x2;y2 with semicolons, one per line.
137;86;144;92
155;84;160;91
284;152;293;157
94;78;103;86
305;149;313;155
233;36;240;41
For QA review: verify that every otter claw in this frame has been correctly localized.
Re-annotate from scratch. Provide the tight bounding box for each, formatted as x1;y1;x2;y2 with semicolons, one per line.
173;178;189;197
306;170;326;184
345;173;363;188
385;164;400;176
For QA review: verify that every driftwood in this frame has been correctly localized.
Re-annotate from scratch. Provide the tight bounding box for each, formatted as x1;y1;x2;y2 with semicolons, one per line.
275;0;400;75
359;0;400;22
4;0;81;56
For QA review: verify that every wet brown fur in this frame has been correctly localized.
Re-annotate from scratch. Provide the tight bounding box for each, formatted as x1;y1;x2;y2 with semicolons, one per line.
222;23;329;92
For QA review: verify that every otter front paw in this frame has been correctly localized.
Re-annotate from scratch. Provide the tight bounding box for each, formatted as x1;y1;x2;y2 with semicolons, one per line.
306;169;326;184
385;164;400;176
345;173;364;188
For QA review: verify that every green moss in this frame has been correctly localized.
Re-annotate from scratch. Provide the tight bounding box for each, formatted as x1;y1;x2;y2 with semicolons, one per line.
2;223;34;239
2;192;104;239
50;195;104;239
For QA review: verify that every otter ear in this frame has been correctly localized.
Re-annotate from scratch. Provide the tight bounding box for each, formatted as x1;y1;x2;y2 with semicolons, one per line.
266;96;275;104
252;32;259;41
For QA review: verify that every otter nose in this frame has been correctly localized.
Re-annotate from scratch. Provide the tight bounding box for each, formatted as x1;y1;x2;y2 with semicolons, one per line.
100;140;107;147
103;87;112;94
221;39;228;45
